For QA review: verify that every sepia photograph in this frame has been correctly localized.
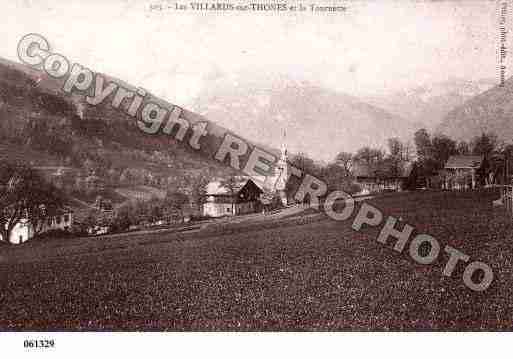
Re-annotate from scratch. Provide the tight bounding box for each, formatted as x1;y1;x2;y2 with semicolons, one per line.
0;0;512;356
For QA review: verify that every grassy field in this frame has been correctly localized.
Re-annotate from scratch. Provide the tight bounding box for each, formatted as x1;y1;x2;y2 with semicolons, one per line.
1;189;512;331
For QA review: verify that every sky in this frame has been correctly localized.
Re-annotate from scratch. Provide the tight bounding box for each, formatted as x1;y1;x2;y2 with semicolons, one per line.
2;0;503;103
0;0;507;159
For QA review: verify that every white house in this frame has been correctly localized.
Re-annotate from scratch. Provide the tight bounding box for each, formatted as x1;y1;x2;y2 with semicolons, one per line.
202;178;263;218
442;155;485;190
1;209;73;244
201;132;291;217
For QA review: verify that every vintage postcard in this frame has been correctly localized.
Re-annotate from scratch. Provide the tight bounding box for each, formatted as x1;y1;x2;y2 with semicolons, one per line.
0;0;512;356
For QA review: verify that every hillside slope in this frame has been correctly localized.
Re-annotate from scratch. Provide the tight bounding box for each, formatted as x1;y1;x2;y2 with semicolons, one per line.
0;57;419;173
437;77;513;141
0;57;234;178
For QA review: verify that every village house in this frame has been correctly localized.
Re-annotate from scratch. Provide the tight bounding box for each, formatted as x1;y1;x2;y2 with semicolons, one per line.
202;177;263;217
1;208;74;244
441;155;486;190
353;161;413;194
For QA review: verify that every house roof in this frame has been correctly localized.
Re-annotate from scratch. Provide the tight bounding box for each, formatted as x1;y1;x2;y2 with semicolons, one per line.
54;207;74;215
353;161;413;178
44;205;73;216
205;177;263;196
445;155;483;169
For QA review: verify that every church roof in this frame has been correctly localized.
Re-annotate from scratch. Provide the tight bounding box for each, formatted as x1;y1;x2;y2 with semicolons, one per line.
353;160;413;178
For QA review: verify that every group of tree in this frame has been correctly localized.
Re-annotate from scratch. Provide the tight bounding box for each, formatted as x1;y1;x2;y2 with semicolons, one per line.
288;129;506;194
82;189;195;234
0;162;65;244
411;128;510;187
288;152;357;194
288;137;412;195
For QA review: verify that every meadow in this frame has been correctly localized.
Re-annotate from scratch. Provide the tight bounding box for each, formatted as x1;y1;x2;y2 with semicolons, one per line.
1;189;512;330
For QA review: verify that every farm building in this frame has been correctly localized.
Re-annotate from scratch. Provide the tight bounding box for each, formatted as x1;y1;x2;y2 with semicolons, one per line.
202;177;263;217
441;155;486;190
0;208;73;244
353;161;413;194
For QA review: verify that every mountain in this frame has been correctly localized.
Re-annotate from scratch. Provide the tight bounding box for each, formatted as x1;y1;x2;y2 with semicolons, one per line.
0;56;236;179
436;77;513;142
364;78;496;131
190;74;417;162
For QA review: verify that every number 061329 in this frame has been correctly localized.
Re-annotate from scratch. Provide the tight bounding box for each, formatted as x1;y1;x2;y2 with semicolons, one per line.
23;339;55;349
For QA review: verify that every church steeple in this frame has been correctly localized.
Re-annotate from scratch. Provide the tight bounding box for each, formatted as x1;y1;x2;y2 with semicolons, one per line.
275;127;289;206
280;128;288;161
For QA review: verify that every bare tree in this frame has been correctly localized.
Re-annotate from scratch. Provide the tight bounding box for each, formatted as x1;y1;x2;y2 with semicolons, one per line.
0;163;63;243
354;146;385;168
190;174;209;211
334;152;353;176
220;176;239;215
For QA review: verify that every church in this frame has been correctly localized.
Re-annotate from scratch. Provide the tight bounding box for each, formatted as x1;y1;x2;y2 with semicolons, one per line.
259;131;290;207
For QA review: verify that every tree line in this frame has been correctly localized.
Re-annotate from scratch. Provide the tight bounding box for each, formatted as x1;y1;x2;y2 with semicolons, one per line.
287;137;413;194
287;129;510;193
